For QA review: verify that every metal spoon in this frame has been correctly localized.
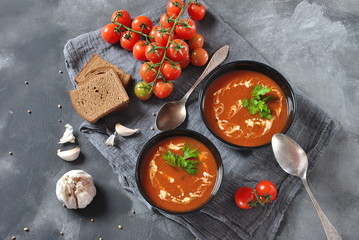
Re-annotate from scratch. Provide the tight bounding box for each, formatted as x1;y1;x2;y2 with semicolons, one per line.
272;133;342;240
155;45;230;131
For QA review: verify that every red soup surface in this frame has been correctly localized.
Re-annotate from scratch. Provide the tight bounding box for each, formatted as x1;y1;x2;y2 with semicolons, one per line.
203;70;288;147
141;136;218;212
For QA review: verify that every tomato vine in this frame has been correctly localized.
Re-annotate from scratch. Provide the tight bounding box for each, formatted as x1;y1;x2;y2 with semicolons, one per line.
102;0;208;99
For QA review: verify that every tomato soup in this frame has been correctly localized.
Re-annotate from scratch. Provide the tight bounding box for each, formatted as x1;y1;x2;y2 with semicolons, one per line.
140;136;218;212
203;70;288;147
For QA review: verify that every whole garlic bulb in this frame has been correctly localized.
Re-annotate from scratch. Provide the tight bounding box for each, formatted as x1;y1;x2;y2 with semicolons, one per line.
56;170;96;209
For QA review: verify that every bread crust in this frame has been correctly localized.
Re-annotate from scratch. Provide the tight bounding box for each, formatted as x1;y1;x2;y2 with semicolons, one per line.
75;54;131;88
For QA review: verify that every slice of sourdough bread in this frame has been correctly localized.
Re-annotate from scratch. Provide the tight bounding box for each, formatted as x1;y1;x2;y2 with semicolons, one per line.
70;68;130;123
75;54;131;88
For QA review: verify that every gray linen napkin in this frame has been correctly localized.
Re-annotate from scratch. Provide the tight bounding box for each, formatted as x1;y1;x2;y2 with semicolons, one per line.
63;5;339;240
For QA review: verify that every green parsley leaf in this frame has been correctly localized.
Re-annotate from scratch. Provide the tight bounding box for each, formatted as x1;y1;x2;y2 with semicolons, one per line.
249;104;259;115
182;144;199;159
242;98;249;107
262;95;273;102
252;85;271;96
163;143;202;175
242;84;275;120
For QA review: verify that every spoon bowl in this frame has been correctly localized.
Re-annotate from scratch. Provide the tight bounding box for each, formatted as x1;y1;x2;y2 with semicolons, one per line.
271;133;308;179
155;45;230;131
155;99;187;131
272;133;342;240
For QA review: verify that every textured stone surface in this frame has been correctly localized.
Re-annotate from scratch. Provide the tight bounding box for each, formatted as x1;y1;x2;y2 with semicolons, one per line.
0;0;358;239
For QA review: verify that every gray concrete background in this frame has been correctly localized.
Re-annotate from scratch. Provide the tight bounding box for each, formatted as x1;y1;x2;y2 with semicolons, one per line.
0;0;358;239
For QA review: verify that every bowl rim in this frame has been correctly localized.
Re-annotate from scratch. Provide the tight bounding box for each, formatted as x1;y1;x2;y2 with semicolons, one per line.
198;60;296;150
135;128;224;215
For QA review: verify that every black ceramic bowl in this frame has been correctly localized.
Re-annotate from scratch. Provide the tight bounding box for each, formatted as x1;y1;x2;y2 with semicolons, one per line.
199;60;296;150
135;129;223;215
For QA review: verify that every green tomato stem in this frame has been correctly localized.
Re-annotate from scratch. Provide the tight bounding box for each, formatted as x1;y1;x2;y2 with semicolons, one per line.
112;20;154;39
150;0;193;86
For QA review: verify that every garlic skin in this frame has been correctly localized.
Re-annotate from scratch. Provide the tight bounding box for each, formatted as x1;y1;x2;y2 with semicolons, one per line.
59;124;76;144
105;132;116;146
115;123;140;136
57;147;80;161
56;170;96;209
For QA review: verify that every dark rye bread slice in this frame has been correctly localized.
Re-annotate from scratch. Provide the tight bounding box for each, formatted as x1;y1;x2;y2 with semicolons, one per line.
75;54;131;88
70;69;130;123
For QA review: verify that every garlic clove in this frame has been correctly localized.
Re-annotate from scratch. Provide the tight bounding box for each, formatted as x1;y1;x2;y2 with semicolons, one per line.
105;132;116;146
57;147;80;161
115;123;140;137
58;124;76;144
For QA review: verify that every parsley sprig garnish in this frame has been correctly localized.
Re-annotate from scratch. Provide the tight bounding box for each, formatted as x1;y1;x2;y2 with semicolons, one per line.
242;85;275;120
163;144;201;175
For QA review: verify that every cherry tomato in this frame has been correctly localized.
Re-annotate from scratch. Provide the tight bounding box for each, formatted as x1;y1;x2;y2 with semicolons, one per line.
134;81;153;100
179;53;190;69
188;33;204;49
131;16;152;35
167;0;185;16
188;2;206;21
133;40;149;61
255;180;278;203
140;62;159;83
101;23;121;44
175;19;196;40
191;48;208;66
149;26;160;42
160;12;178;28
161;61;181;80
154;79;174;99
145;43;165;63
111;10;131;31
120;31;140;51
167;39;189;62
234;187;256;209
153;26;174;47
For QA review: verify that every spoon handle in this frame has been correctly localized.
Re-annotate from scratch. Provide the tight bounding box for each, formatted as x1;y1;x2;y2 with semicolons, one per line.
302;179;342;240
180;45;230;102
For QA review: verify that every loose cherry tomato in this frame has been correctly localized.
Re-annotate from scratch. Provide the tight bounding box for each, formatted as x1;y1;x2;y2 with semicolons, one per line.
101;23;121;44
179;53;190;69
120;31;140;51
234;187;256;209
111;10;131;31
145;43;165;63
175;19;196;40
160;12;178;28
140;62;159;83
167;0;185;16
131;16;152;35
149;26;160;42
167;39;189;62
191;48;208;66
255;180;278;203
134;81;153;100
133;40;149;61
154;79;174;99
188;33;204;49
188;2;206;21
153;26;174;47
161;61;181;80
